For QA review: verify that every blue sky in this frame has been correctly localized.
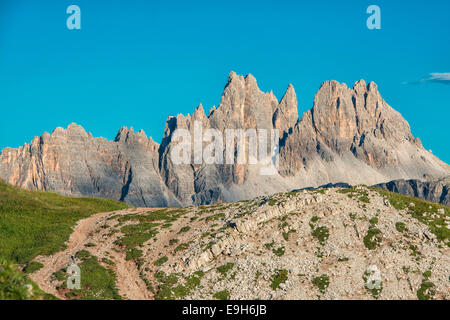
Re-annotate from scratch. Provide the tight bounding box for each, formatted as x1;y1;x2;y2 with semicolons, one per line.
1;0;449;163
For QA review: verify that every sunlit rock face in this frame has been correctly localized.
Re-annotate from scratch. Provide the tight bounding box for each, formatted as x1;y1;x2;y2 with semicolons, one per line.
1;73;448;206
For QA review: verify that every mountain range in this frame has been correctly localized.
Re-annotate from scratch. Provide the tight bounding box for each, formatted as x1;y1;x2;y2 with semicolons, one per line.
1;72;448;207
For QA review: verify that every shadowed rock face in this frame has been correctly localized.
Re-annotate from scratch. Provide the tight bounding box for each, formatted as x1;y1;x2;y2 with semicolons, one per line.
374;177;450;206
0;124;180;207
1;72;449;206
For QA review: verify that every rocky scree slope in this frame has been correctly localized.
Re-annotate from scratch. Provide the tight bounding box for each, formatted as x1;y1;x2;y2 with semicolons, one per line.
29;186;450;300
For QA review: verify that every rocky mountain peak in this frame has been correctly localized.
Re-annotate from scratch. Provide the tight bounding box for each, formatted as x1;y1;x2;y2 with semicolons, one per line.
273;84;298;132
192;103;208;122
115;126;134;142
0;72;448;207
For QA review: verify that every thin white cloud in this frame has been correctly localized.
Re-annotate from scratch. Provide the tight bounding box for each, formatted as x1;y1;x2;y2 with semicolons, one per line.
403;73;450;85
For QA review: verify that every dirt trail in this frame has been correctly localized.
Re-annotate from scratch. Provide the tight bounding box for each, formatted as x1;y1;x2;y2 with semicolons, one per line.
30;209;153;300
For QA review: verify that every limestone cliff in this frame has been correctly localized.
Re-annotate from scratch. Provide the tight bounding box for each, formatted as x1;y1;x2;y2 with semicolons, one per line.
1;72;448;206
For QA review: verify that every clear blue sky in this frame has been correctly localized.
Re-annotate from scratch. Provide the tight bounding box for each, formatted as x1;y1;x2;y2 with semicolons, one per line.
1;0;449;163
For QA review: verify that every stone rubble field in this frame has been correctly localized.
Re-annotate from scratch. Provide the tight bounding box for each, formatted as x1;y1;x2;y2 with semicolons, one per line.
34;186;449;300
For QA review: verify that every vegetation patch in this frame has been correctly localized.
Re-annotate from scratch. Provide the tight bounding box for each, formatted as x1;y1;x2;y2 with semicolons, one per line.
338;187;371;204
101;257;115;266
174;243;189;253
205;213;225;222
154;270;204;300
66;250;121;300
115;223;159;250
309;216;330;245
0;179;129;267
213;290;230;300
282;229;296;241
395;222;406;233
417;269;435;300
363;227;382;250
178;226;191;234
154;256;168;267
359;195;370;203
22;261;44;274
118;208;185;224
0;259;54;300
270;269;288;290
312;274;330;294
371;188;449;246
125;248;143;261
272;246;285;257
311;226;330;245
264;241;275;249
217;262;235;277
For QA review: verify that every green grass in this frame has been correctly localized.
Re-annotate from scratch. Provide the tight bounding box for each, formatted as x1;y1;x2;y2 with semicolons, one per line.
395;222;406;233
359;195;370;203
282;229;296;241
117;208;185;224
371;187;449;246
22;261;43;274
272;246;285;257
417;269;435;300
115;222;159;249
264;241;275;249
417;281;435;300
0;179;129;266
178;226;191;233
311;226;330;245
0;259;55;300
312;274;330;294
217;262;235;277
337;187;370;203
125;248;143;261
101;257;115;266
66;250;121;300
154;256;168;266
270;269;288;290
310;216;330;245
213;290;230;300
0;179;128;299
154;270;204;300
363;227;382;250
113;208;186;250
205;213;225;222
174;243;189;253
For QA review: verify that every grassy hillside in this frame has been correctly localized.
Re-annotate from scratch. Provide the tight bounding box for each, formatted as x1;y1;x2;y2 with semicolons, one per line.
0;179;129;266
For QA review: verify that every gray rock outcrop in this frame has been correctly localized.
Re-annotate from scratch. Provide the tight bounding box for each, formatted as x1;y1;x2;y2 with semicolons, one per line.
375;176;450;206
